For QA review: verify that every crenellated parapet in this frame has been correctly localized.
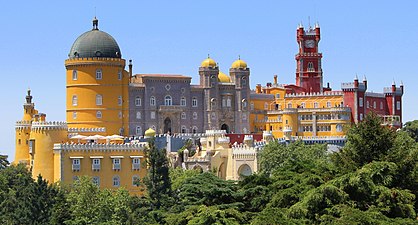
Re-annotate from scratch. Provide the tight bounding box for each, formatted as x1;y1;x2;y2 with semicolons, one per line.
205;130;227;136
15;120;32;130
31;121;67;131
285;91;343;98
53;142;147;152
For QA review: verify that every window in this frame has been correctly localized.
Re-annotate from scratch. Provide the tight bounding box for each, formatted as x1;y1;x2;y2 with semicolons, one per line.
301;102;306;108
151;111;156;119
265;102;269;110
132;175;140;187
72;70;78;80
327;101;331;108
275;93;280;99
113;158;121;170
72;95;78;106
96;111;102;119
250;102;254;110
92;158;101;171
211;112;216;120
192;97;198;107
96;69;102;80
373;101;376;109
92;176;100;186
287;103;292;109
118;70;122;80
366;101;370;108
113;176;120;187
307;62;314;72
359;97;363;107
396;101;401;110
222;97;226;107
72;112;77;120
118;111;122;119
193;112;197;120
135;96;141;106
192;126;197;133
242;99;247;110
165;84;171;91
165;96;172;106
181;126;187;133
227;97;231;108
150;96;156;106
118;96;122;106
360;113;363;121
380;102;383;110
181;97;186;106
136;111;141;119
242;76;247;85
72;159;80;171
96;94;102;106
314;102;319;108
132;158;140;170
242;114;247;120
136;126;142;135
181;112;186;119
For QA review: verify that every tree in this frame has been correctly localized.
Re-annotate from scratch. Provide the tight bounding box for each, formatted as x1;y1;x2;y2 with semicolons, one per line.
0;155;9;170
333;112;396;171
402;120;418;142
143;138;172;209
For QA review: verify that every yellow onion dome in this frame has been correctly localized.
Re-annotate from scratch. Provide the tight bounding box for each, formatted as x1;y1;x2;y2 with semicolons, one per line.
231;58;247;69
218;71;231;83
144;128;156;137
201;57;217;67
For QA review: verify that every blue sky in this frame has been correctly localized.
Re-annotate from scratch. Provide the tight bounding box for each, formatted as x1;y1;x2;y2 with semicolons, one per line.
1;0;417;160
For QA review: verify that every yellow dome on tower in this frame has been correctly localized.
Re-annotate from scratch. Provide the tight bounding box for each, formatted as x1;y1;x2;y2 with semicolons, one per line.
231;58;247;69
201;57;217;68
218;71;231;83
144;128;156;137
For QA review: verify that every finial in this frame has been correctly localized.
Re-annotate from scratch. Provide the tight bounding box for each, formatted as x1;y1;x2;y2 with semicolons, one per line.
92;17;99;30
315;21;320;28
238;55;241;60
27;88;31;96
354;74;358;80
363;75;367;82
400;80;404;86
392;79;396;86
207;54;210;59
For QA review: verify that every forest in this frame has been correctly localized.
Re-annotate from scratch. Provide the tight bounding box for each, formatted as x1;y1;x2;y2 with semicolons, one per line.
0;113;417;224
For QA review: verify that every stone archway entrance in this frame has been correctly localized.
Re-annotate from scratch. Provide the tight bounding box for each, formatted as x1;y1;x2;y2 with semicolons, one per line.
164;117;172;134
221;123;229;133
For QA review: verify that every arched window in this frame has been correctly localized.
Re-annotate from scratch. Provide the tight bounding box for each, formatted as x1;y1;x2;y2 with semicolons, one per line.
242;76;247;86
264;102;269;110
192;126;197;134
112;175;120;187
118;96;122;106
73;112;77;119
96;111;102;119
132;175;140;187
301;102;306;108
226;97;231;107
135;96;141;106
96;69;102;80
181;126;187;133
192;97;198;107
72;95;78;106
181;97;186;106
210;98;216;110
118;70;122;80
287;103;292;109
307;62;314;72
193;112;197;120
326;101;331;108
136;126;142;135
165;96;172;106
181;112;186;119
96;94;102;105
242;99;247;110
72;70;78;80
136;111;141;119
150;96;156;106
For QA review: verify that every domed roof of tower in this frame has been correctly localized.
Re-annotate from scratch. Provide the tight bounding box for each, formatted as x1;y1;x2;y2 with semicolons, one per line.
200;56;217;68
68;17;122;59
231;57;247;69
144;128;156;137
218;71;231;83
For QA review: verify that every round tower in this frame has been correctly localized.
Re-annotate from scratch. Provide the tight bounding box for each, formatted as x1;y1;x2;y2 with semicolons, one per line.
65;17;129;136
30;119;68;182
14;89;38;165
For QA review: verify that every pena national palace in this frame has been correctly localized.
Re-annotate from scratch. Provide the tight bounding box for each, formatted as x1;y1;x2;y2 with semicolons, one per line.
13;18;403;194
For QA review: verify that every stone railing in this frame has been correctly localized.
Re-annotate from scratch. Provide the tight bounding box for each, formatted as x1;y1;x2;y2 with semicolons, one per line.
68;127;106;133
32;121;67;131
15;120;32;129
54;142;147;152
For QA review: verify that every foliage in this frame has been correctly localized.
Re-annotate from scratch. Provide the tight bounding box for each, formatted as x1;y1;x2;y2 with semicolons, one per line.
169;167;201;191
0;155;9;170
402;120;418;142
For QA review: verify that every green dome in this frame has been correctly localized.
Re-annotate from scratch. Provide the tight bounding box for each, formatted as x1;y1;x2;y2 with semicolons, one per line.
68;18;121;59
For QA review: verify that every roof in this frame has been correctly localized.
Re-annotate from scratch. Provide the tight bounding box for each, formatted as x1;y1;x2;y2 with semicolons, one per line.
135;74;191;79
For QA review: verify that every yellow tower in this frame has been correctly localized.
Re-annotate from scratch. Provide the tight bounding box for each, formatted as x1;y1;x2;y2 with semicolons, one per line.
65;17;129;136
30;114;68;182
14;89;38;165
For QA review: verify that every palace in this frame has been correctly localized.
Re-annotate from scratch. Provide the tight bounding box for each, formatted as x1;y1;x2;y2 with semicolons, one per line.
14;18;403;190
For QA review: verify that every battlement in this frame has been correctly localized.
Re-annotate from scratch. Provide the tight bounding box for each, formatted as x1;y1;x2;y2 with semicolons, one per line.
285;91;343;98
53;142;147;152
31;121;67;131
15;120;32;130
205;130;227;136
383;87;403;96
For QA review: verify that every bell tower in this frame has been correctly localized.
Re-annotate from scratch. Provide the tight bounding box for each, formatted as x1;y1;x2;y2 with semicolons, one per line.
295;22;323;93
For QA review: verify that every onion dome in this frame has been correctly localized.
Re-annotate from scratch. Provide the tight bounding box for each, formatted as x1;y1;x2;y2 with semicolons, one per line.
144;128;156;137
69;17;121;59
201;56;217;68
218;71;231;83
231;57;247;69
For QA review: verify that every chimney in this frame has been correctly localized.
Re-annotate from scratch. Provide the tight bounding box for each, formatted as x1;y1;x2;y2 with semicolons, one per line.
129;59;133;77
273;75;278;85
256;84;262;93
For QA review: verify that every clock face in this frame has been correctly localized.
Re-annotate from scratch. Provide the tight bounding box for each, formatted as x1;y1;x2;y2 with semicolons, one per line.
305;40;315;48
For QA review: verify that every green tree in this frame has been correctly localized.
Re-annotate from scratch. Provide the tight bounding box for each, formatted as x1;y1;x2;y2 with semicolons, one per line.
0;155;9;170
402;120;418;142
143;138;172;209
170;167;201;191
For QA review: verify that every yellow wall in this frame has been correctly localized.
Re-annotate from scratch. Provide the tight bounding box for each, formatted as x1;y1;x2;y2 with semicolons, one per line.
65;58;129;136
14;126;31;165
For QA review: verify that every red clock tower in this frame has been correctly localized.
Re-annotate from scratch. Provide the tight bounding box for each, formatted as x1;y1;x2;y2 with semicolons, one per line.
295;23;323;93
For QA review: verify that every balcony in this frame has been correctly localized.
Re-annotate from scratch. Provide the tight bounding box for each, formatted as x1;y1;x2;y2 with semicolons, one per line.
159;105;184;112
92;164;100;171
113;163;121;170
132;163;140;170
72;164;80;171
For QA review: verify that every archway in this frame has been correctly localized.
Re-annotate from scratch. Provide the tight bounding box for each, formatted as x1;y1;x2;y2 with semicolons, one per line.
218;163;226;179
238;164;252;178
164;117;172;134
221;124;229;133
